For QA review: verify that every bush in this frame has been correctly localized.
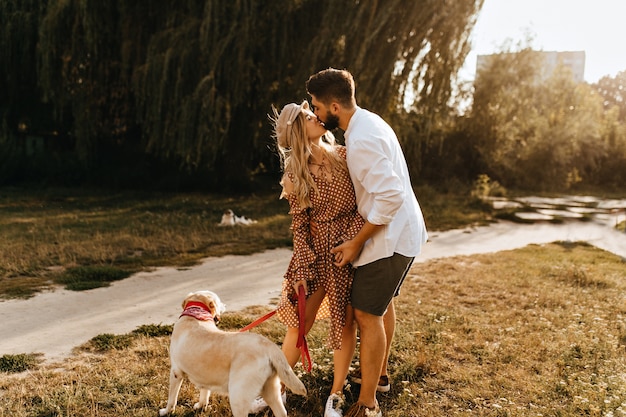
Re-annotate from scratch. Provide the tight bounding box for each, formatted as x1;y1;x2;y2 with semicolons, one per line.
470;174;506;199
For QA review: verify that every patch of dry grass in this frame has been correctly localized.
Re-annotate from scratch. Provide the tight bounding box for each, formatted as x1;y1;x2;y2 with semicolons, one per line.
388;242;626;417
0;187;294;299
1;243;624;416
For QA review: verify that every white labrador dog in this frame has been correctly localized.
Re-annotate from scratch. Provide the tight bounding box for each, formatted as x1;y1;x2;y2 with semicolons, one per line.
159;290;306;417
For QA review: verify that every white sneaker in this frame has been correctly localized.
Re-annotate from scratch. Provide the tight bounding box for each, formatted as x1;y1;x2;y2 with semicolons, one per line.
344;401;381;417
324;392;345;417
250;391;287;414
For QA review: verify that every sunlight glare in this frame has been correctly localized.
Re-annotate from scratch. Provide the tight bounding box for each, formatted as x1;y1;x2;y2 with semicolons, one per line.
462;0;626;83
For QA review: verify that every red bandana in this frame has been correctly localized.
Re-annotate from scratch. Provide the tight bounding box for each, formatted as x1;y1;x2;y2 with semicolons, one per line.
180;301;214;321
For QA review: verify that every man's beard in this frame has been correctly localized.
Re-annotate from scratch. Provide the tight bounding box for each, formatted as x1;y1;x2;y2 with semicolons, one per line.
323;112;341;131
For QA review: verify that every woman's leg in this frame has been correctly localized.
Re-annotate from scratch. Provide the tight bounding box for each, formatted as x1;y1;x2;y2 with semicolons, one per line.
330;304;357;394
282;327;301;367
253;286;327;412
282;286;326;367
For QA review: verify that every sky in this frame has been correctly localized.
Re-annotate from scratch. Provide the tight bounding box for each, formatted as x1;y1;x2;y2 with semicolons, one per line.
461;0;626;83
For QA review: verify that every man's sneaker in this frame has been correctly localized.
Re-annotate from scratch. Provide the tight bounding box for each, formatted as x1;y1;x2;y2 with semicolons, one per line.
324;392;345;417
344;401;382;417
348;368;391;393
250;390;287;414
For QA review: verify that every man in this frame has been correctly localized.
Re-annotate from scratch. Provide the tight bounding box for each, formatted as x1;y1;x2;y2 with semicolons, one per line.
306;68;427;417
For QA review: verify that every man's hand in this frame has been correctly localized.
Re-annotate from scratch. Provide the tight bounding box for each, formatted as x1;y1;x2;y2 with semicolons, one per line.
330;221;383;268
330;239;362;267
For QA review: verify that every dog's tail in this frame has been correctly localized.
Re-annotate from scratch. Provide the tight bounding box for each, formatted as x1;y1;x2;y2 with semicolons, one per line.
271;348;307;396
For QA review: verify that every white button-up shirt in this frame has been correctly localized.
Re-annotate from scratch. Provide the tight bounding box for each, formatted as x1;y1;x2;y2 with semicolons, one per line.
344;107;428;267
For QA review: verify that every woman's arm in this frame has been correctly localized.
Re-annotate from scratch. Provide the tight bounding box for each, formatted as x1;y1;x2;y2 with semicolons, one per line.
283;174;316;295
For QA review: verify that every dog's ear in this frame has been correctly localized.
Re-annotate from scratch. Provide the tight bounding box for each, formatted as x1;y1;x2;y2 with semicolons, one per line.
207;300;217;315
209;299;227;322
181;292;194;309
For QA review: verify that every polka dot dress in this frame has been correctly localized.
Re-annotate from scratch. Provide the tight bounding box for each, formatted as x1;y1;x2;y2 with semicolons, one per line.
277;146;365;350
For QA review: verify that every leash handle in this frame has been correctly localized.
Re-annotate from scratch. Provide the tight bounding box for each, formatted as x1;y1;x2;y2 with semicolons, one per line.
296;285;312;372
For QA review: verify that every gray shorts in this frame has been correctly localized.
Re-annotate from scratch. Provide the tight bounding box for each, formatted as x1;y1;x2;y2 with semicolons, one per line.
351;253;414;316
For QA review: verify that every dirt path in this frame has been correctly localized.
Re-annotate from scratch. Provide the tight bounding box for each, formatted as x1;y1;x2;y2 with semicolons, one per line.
1;215;624;364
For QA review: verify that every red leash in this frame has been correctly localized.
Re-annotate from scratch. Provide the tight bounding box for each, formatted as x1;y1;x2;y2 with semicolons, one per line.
295;286;312;372
239;310;276;332
239;286;312;372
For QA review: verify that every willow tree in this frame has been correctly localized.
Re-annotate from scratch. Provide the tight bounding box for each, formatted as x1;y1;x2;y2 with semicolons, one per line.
38;0;137;169
3;0;483;189
0;0;49;181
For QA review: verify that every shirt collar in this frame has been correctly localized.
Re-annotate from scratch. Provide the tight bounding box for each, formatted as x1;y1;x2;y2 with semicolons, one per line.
344;106;362;141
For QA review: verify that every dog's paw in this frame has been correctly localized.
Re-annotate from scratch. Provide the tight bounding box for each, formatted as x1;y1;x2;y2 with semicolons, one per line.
158;407;171;416
193;402;209;411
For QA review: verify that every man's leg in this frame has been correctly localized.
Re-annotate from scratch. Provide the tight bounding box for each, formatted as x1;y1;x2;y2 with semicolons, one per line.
353;308;385;410
349;253;413;413
350;300;394;389
380;299;395;378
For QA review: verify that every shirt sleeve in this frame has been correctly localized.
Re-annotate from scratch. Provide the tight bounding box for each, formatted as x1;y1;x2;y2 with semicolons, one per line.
348;137;404;225
283;192;317;287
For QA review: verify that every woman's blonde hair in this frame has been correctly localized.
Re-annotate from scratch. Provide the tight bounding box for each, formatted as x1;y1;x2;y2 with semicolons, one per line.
271;101;347;209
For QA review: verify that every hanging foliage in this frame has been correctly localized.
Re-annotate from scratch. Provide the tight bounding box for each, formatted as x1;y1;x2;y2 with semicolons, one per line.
2;0;483;189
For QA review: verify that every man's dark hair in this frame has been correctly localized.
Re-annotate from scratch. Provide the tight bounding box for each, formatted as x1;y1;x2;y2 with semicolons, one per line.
306;68;355;108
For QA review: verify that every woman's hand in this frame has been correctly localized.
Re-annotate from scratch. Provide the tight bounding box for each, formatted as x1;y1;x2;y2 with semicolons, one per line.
293;279;308;296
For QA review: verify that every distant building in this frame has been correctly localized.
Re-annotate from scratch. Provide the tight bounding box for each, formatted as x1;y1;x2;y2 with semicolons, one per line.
476;50;586;83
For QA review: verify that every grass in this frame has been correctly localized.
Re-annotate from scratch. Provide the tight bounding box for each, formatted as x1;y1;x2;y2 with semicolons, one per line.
1;184;623;415
0;186;295;299
0;184;493;299
0;242;624;416
55;265;133;291
0;353;43;373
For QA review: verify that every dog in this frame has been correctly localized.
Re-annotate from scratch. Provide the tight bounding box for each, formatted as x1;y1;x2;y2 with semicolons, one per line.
218;209;258;226
159;290;306;417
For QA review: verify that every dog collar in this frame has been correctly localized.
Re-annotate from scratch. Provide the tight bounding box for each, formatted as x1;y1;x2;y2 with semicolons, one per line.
180;301;214;321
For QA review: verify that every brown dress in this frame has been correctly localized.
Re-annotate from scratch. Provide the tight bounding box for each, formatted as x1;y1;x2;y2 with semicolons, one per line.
277;146;365;349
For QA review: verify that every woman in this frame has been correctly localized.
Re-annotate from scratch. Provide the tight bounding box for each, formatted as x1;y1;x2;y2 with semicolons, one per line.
255;101;364;417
